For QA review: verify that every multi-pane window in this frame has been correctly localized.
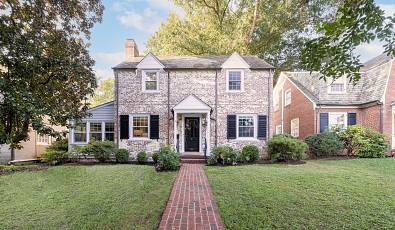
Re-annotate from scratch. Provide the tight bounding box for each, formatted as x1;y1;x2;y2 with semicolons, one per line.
90;122;102;141
284;89;291;106
132;116;149;138
143;71;158;91
328;77;346;94
105;123;115;141
37;134;50;145
227;71;242;91
74;123;87;142
329;113;347;130
291;118;299;137
238;115;255;138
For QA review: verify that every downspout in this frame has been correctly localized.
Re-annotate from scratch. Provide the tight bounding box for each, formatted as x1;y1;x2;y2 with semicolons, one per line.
267;69;273;139
214;70;218;146
380;102;384;133
167;71;170;145
115;70;119;147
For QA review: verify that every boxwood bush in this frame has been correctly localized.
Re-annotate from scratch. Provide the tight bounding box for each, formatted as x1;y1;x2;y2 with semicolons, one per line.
155;146;180;171
208;145;238;165
115;149;129;163
81;140;116;163
137;151;147;164
268;135;307;162
41;150;68;165
240;145;260;163
305;132;343;157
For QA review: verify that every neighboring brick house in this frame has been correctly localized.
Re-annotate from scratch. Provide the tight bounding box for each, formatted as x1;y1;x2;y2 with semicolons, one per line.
68;39;274;158
273;54;395;150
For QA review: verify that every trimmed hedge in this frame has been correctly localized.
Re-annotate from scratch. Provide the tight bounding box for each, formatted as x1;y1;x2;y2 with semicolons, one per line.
240;145;260;163
268;135;307;161
305;132;343;157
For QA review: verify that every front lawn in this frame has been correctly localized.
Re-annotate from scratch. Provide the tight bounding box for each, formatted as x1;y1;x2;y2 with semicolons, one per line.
0;165;177;229
205;159;395;229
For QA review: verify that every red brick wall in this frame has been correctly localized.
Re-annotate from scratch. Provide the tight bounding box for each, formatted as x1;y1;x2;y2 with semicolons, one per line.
274;78;315;139
383;61;395;148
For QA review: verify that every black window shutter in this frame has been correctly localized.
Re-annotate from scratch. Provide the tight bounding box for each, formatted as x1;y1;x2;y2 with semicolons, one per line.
320;113;329;133
347;113;357;126
227;115;236;139
150;115;160;139
257;115;267;140
120;115;129;139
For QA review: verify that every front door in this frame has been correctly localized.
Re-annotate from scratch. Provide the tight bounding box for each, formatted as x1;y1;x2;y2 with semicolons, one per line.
184;117;200;152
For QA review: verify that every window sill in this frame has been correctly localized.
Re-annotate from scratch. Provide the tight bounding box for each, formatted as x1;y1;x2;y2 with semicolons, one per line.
142;90;160;93
236;137;258;141
129;138;151;141
327;91;346;95
226;90;244;93
37;143;49;146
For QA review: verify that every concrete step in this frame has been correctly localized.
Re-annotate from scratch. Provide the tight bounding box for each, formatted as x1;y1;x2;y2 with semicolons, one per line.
181;155;205;159
181;158;206;164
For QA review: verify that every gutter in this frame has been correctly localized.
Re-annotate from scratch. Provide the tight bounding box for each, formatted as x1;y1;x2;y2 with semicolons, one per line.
268;69;273;139
167;71;170;144
215;70;218;146
115;70;119;147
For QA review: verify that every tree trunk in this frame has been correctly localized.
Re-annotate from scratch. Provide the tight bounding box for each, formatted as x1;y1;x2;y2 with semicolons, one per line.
11;147;15;161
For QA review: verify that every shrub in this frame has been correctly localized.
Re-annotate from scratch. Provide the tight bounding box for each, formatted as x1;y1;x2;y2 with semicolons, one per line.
41;150;68;165
305;132;343;157
267;135;307;162
81;140;116;163
339;125;366;155
155;146;180;171
240;145;260;163
152;151;159;164
339;125;388;157
207;155;218;166
137;151;147;164
47;138;68;152
357;130;388;158
116;149;129;163
211;146;238;165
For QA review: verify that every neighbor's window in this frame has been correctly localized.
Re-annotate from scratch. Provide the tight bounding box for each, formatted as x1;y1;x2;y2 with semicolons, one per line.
105;122;115;141
132;116;149;138
143;70;159;91
291;118;299;137
90;122;102;141
237;115;255;138
329;113;347;130
284;89;291;106
37;134;50;145
275;125;282;134
328;77;346;94
74;123;87;142
227;70;243;91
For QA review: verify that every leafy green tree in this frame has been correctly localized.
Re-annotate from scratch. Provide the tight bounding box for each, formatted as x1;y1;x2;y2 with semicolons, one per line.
90;79;114;107
301;0;395;83
0;0;104;159
147;0;340;73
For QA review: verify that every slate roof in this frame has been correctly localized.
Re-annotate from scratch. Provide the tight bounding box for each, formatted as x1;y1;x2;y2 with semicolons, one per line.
113;55;274;69
283;54;393;106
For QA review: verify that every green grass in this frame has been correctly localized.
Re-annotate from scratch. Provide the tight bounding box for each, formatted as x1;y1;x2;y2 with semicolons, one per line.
205;159;395;229
0;165;177;229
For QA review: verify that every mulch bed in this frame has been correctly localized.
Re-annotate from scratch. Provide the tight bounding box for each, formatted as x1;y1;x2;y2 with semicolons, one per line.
0;164;49;176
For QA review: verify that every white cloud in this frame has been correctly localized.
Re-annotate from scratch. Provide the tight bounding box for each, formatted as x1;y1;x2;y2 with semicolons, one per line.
117;8;162;33
379;4;395;17
356;41;385;62
93;52;124;67
94;68;114;81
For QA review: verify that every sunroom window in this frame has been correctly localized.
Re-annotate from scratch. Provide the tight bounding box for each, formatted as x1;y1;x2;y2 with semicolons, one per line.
74;123;87;142
90;122;102;141
105;123;115;141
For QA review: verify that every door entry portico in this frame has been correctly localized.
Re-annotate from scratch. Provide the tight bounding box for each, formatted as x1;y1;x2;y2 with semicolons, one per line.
184;117;200;152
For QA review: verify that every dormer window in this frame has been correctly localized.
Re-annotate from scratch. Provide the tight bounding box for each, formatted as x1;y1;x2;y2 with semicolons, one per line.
328;77;346;94
226;69;244;92
142;70;159;92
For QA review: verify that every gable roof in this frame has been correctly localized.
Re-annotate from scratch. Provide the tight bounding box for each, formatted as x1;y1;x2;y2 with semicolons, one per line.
279;54;393;106
113;54;274;70
173;95;211;111
221;52;250;69
136;53;165;69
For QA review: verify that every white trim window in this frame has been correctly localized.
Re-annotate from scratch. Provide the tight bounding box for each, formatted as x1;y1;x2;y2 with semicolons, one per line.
37;134;51;145
226;69;244;91
89;122;102;141
237;115;256;139
275;125;282;134
131;115;149;139
74;123;87;143
105;123;115;141
291;118;299;137
329;112;347;130
328;77;347;94
284;89;291;106
142;70;159;92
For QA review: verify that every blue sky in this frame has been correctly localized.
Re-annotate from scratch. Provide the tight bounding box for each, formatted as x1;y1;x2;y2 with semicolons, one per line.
90;0;395;81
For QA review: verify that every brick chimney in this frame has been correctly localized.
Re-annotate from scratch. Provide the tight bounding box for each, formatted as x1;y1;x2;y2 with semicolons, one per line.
125;39;139;62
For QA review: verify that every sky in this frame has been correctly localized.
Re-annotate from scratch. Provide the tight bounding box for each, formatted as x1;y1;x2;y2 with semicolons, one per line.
90;0;395;81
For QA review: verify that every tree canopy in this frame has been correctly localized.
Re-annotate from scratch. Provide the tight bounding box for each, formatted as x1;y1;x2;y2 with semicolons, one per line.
90;79;114;107
0;0;104;154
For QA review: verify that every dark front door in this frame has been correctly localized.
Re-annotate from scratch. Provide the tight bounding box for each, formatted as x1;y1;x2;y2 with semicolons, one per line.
184;117;200;152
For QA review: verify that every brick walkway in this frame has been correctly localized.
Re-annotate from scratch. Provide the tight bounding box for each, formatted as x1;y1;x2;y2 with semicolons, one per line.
159;164;224;230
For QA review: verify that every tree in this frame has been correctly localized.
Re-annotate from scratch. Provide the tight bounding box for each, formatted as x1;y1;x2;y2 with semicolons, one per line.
147;0;341;73
0;0;104;159
90;79;114;107
301;0;395;83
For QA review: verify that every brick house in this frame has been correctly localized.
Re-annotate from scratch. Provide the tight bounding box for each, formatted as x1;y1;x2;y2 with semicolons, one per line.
68;39;274;158
273;54;395;150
